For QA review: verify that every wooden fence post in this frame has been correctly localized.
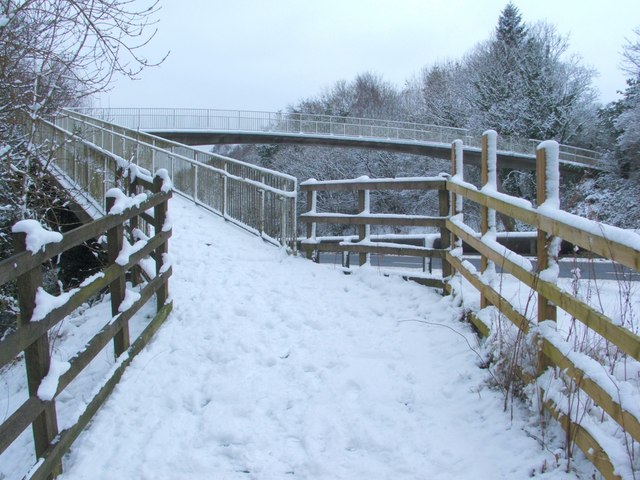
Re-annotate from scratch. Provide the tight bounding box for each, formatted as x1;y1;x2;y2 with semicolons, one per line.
306;190;317;261
358;188;370;266
480;131;497;308
154;174;170;310
106;196;129;357
451;140;464;233
536;142;559;325
447;139;464;280
13;231;61;474
439;186;451;278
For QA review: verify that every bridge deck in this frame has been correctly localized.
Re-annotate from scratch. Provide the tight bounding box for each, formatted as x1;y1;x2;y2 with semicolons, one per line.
148;129;595;174
67;107;601;172
56;196;572;479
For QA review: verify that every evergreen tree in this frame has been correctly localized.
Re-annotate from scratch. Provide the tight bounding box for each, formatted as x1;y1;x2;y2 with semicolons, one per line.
467;4;596;143
495;2;527;51
469;3;528;137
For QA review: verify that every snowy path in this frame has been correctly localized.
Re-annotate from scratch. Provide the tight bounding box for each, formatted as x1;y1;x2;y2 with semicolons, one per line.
58;196;572;479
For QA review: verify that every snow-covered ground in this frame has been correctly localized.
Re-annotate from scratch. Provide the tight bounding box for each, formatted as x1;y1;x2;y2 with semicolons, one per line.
3;195;596;479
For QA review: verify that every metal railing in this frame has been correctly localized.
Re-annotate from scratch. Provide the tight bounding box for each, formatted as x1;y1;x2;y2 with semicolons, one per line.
68;107;601;167
39;109;298;248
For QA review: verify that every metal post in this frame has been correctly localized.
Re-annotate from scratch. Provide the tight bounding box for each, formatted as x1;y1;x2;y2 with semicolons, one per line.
222;163;228;218
193;164;198;203
259;175;266;236
280;195;287;247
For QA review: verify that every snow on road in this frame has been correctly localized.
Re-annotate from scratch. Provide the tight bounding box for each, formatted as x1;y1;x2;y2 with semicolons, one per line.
58;196;574;479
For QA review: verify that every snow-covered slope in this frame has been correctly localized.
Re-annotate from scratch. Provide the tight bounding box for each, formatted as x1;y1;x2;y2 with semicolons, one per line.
54;195;579;479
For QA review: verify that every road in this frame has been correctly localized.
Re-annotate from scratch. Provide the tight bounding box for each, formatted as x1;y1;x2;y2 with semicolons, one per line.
317;252;640;281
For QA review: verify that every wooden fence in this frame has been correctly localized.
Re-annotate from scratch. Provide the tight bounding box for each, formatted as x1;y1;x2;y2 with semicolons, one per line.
299;177;451;289
299;131;640;479
445;132;640;480
0;171;172;479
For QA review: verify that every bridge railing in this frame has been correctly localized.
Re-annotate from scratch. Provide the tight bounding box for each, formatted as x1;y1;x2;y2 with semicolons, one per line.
56;109;298;249
67;107;601;167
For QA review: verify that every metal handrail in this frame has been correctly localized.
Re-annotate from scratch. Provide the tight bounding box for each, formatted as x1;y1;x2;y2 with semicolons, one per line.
67;107;601;166
48;109;298;248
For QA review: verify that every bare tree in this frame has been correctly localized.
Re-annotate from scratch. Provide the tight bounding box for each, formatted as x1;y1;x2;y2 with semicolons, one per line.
622;26;640;75
404;60;474;128
0;0;165;326
0;0;165;223
0;0;165;120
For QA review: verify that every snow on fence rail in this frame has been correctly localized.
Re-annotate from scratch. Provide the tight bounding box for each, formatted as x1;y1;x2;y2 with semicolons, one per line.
55;109;298;249
67;107;601;167
0;172;172;479
445;132;640;480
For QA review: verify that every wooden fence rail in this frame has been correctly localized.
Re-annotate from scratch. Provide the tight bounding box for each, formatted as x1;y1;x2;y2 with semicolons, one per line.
0;170;172;479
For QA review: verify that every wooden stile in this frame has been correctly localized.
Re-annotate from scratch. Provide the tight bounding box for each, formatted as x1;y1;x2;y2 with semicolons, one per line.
298;178;450;275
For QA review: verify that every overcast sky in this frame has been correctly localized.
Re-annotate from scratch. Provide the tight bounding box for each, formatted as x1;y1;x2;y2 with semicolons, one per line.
98;0;640;112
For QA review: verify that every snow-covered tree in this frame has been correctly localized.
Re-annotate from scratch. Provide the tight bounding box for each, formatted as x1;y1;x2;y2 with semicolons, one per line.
467;3;528;136
467;4;597;143
402;3;598;147
613;79;640;175
294;72;402;119
495;2;527;49
404;60;473;128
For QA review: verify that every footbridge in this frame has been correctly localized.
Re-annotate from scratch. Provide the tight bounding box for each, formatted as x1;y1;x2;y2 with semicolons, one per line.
69;108;601;172
4;109;639;480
